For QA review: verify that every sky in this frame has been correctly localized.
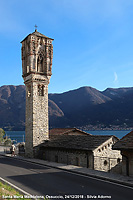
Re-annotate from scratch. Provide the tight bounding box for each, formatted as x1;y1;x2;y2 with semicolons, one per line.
0;0;133;93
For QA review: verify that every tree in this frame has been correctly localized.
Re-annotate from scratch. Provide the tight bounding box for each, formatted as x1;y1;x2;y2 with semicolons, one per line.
4;138;12;146
0;128;12;146
0;128;5;143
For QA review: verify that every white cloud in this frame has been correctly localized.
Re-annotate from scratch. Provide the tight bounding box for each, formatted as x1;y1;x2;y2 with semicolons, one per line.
114;72;118;83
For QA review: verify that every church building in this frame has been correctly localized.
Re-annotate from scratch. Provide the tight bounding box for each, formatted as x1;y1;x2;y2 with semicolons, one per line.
21;28;53;157
21;30;121;173
38;130;122;173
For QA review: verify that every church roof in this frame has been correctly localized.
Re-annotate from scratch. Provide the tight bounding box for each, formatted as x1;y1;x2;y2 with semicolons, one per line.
113;131;133;150
49;128;91;137
21;30;54;43
41;135;116;151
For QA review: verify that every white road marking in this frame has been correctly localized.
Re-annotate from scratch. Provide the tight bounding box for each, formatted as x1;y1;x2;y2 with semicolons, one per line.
0;177;31;196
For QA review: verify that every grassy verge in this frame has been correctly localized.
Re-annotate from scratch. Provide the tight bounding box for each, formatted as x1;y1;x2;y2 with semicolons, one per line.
0;181;26;199
0;181;48;200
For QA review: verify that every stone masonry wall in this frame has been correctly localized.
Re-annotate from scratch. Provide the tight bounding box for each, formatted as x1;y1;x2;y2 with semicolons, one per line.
43;149;93;169
25;81;33;157
121;150;133;177
93;137;122;173
32;81;49;147
40;137;122;173
25;74;49;157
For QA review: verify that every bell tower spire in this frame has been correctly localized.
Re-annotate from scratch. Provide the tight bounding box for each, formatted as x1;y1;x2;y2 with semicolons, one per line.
34;24;38;31
21;30;54;157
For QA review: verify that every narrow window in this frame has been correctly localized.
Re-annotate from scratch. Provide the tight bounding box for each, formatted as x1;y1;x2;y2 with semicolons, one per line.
104;160;108;166
67;155;69;165
76;157;79;166
27;86;31;97
27;65;29;73
41;85;44;96
37;55;43;72
55;155;58;163
38;85;44;96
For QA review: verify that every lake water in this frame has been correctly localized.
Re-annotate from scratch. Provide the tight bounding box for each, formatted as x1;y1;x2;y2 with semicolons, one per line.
5;130;131;143
85;130;131;139
5;131;25;143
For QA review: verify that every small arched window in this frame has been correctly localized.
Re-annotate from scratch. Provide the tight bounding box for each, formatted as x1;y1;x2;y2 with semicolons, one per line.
117;158;121;163
38;85;44;96
104;160;108;166
27;85;31;97
37;54;43;72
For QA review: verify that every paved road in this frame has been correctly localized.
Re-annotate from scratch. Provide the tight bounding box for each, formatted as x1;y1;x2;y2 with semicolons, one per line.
0;155;132;200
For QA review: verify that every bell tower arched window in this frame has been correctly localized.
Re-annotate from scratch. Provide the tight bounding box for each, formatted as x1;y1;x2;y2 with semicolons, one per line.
37;54;43;72
38;85;44;96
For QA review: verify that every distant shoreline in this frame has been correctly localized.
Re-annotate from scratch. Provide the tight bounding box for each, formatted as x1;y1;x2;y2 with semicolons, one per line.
83;129;132;131
4;128;132;131
5;129;131;141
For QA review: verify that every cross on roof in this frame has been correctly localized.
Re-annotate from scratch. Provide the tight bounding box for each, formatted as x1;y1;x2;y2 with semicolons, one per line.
34;24;38;31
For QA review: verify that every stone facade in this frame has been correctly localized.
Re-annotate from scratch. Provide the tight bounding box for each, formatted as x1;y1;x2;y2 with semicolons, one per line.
113;131;133;176
120;150;133;177
39;135;122;173
21;30;53;157
42;149;94;169
93;137;122;172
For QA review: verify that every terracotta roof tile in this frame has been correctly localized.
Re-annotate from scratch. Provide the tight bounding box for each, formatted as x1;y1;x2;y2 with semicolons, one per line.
49;128;91;137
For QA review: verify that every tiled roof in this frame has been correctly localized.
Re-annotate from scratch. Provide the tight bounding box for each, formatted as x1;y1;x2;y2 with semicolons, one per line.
32;30;54;40
49;128;91;137
113;131;133;150
49;128;75;135
42;135;114;151
21;30;54;43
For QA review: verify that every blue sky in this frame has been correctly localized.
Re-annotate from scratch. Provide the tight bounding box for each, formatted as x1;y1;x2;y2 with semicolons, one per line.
0;0;133;93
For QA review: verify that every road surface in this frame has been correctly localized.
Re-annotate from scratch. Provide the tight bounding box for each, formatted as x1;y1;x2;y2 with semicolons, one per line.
0;155;132;200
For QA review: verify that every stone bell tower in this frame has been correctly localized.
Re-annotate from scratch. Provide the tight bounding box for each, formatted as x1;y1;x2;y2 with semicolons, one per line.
21;29;54;157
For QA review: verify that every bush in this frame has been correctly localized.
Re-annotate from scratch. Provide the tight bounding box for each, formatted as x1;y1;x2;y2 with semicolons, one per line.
0;128;5;143
0;128;5;135
0;128;13;146
4;138;12;146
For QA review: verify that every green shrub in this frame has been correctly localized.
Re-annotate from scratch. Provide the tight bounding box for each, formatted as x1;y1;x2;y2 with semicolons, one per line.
0;128;12;146
0;128;5;143
4;138;12;146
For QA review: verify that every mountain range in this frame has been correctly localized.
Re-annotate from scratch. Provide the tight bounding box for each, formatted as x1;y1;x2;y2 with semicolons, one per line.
0;85;133;130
